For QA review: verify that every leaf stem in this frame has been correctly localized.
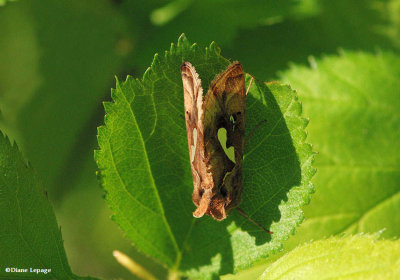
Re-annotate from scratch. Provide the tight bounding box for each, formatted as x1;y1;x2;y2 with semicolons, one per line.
113;250;157;280
168;269;181;280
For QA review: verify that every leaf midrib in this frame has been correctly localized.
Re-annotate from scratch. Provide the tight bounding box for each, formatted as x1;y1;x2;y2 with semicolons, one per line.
107;138;174;263
119;88;181;263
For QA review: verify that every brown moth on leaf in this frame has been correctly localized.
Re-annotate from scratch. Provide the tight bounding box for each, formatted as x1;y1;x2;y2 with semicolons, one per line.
181;61;245;221
181;61;271;233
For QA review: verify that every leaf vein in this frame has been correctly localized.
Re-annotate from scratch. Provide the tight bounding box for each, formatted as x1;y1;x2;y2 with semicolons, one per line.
119;90;180;255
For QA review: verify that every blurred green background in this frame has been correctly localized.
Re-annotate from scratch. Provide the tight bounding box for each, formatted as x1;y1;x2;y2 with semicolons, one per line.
0;0;399;279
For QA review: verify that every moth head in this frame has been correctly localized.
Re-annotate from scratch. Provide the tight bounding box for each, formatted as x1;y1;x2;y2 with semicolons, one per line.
192;186;229;220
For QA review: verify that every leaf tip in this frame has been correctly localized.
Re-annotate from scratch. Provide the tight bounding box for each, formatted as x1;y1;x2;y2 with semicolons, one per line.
177;33;192;51
209;41;221;56
177;33;187;45
142;66;152;82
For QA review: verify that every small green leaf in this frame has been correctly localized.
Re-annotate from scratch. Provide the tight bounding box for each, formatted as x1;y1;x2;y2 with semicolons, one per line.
260;235;400;280
96;34;315;279
0;131;98;280
280;51;400;242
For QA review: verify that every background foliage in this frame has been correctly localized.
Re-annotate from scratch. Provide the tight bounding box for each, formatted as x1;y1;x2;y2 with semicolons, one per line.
0;0;399;279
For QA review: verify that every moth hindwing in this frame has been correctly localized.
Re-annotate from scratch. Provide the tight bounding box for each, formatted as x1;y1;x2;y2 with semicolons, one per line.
181;61;246;221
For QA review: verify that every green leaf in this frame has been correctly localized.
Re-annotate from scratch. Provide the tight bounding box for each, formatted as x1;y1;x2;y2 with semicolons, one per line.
0;131;98;280
260;235;400;280
221;263;269;280
95;34;315;279
225;0;400;80
0;0;126;194
280;51;400;242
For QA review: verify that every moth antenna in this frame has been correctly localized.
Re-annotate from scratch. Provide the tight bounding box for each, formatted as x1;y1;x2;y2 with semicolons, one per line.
236;207;273;234
244;119;267;148
245;76;254;96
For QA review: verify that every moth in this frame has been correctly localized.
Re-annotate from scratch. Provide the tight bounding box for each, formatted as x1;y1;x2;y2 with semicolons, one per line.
181;61;271;233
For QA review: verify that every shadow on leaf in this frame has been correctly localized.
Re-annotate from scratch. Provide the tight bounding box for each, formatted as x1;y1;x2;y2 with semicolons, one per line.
180;80;301;277
233;80;301;245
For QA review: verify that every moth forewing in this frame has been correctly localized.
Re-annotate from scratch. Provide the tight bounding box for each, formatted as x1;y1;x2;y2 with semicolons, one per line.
181;61;246;221
181;62;202;150
181;62;214;218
